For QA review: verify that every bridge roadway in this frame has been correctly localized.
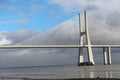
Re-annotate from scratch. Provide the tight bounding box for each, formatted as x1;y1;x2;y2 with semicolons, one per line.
0;45;120;48
0;44;118;65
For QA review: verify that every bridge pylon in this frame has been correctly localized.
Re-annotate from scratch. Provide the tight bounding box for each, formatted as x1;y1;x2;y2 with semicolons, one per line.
78;10;95;66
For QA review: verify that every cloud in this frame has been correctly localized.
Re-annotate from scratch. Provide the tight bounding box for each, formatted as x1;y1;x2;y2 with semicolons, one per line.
0;17;30;26
0;30;37;45
0;35;11;45
106;11;120;28
29;4;44;15
47;0;120;32
47;0;120;13
47;0;98;12
85;5;98;11
86;16;120;45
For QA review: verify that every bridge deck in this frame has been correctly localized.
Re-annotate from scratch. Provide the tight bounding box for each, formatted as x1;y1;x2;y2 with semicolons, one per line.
0;45;120;49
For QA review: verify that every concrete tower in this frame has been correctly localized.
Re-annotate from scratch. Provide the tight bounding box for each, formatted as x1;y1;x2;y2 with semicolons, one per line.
78;10;95;66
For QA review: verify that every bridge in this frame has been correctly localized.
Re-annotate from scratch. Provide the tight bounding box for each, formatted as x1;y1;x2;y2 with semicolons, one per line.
0;10;120;66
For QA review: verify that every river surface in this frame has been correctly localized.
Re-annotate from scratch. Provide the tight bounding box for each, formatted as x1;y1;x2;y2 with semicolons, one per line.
0;64;120;79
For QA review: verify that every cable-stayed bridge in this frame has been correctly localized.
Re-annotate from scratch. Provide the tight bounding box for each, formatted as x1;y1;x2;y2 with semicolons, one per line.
0;10;120;66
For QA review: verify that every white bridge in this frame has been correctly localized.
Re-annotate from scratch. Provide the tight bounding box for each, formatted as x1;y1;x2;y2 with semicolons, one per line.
0;10;119;66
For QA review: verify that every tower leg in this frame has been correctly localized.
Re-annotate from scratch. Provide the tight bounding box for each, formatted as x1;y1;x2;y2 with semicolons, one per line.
78;13;85;66
78;48;84;66
84;10;95;65
86;46;95;65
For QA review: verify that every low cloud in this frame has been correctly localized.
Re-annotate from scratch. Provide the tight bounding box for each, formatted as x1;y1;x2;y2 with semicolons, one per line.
0;30;37;45
0;35;11;45
106;11;120;28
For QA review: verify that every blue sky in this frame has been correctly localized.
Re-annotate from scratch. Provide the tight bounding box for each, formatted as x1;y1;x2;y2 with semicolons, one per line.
0;0;120;32
0;0;78;32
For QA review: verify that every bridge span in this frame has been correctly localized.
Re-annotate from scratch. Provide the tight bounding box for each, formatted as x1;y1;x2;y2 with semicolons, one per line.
0;45;120;48
0;44;119;66
0;10;119;66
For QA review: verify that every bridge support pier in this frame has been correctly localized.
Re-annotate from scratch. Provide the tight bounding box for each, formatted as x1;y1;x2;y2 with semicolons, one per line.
107;47;111;65
78;48;84;65
103;47;111;65
103;47;107;65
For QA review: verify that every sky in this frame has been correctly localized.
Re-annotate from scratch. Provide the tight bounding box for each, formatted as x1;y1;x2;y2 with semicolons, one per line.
0;0;120;32
0;0;78;32
1;0;120;67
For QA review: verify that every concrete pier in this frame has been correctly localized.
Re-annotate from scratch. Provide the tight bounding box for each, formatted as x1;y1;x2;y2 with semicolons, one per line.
103;47;107;65
103;47;112;65
107;47;112;65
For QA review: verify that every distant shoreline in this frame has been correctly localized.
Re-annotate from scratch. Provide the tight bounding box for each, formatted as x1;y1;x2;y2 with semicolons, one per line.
0;64;76;69
16;78;120;80
0;77;119;80
1;63;120;70
26;78;120;80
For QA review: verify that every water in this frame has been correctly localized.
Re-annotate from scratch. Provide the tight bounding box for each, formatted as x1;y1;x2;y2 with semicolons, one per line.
0;64;120;79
